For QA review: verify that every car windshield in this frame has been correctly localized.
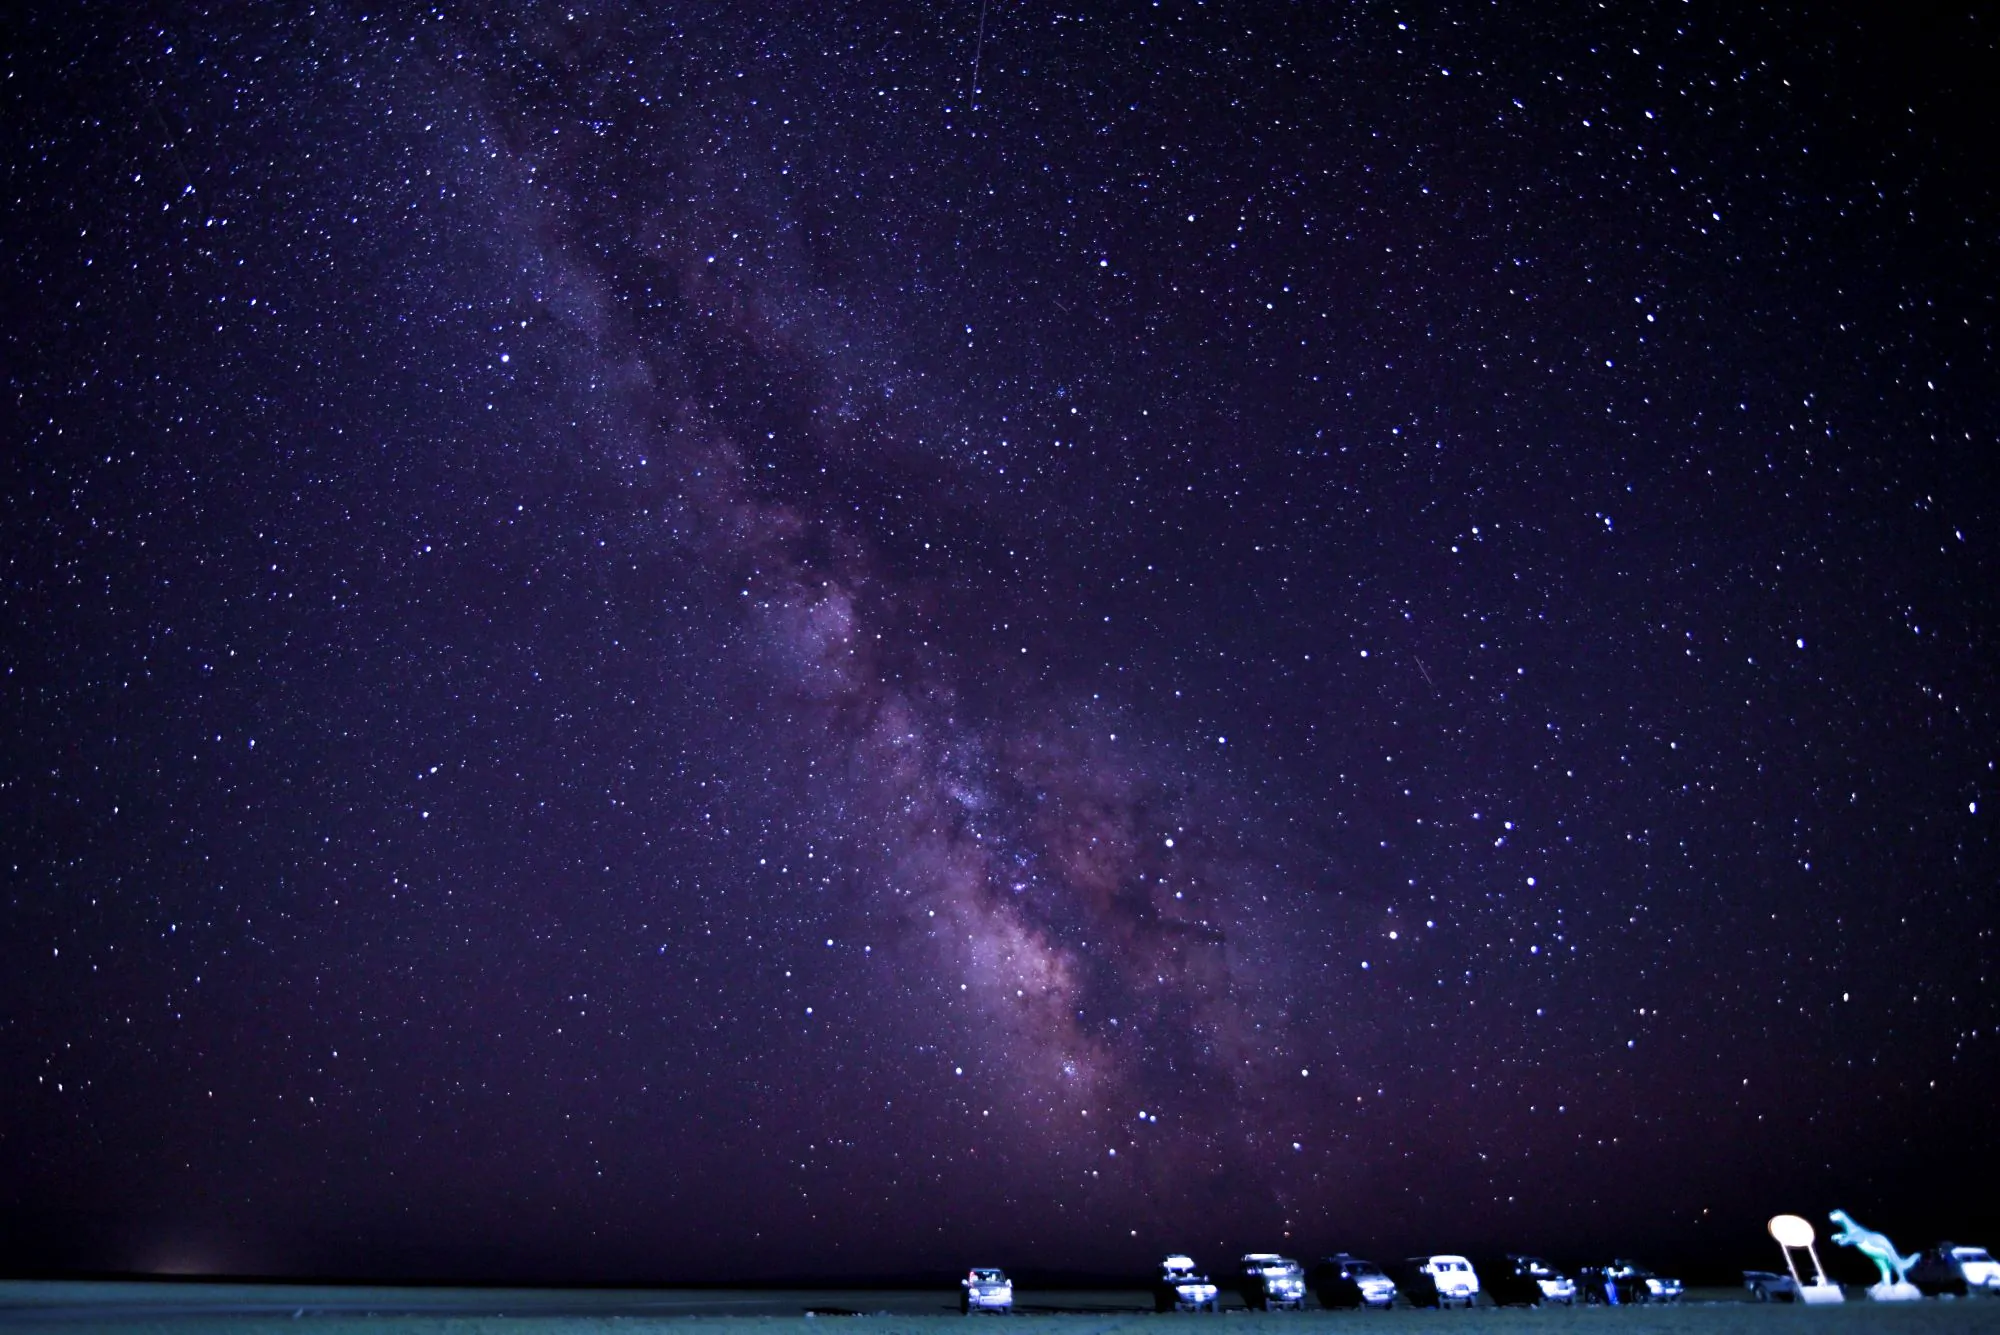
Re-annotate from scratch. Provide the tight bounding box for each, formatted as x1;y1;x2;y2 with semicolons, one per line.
1351;1264;1382;1276
971;1271;1004;1283
1956;1250;1994;1263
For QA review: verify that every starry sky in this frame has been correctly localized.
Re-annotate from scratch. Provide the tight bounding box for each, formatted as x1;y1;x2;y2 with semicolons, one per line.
3;0;1997;1286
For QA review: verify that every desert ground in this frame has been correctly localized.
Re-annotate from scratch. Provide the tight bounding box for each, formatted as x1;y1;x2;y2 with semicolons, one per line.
4;1282;2000;1335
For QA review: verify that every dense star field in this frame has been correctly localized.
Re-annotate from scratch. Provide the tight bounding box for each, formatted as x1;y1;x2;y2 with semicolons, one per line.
3;0;1996;1285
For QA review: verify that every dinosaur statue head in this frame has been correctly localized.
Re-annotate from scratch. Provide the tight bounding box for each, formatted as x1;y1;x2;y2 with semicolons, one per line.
1829;1210;1856;1229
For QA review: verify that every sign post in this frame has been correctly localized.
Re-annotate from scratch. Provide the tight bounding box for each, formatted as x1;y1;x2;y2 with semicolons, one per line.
1769;1215;1845;1305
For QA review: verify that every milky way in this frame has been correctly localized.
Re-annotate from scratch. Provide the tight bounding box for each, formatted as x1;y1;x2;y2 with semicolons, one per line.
3;0;1996;1284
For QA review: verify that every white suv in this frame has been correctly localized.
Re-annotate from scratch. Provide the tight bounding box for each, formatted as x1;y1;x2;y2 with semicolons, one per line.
1407;1255;1481;1309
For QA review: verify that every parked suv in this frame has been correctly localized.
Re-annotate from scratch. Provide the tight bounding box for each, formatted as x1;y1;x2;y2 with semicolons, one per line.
1155;1255;1221;1312
1483;1256;1576;1306
961;1268;1013;1314
1237;1254;1307;1311
1910;1244;2000;1297
1582;1260;1682;1305
1309;1254;1398;1309
1392;1255;1481;1309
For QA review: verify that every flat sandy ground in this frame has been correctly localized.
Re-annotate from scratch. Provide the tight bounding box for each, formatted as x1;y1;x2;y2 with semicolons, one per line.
5;1283;2000;1335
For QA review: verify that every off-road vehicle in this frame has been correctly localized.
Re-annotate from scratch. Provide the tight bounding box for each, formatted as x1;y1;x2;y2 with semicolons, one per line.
1391;1255;1480;1309
1483;1256;1575;1306
1309;1255;1397;1309
1154;1255;1221;1312
1910;1244;2000;1297
1237;1254;1306;1311
961;1268;1013;1314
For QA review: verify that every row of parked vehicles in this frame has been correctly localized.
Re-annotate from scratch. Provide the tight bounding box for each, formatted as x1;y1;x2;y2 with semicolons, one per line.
960;1252;1684;1313
961;1239;2000;1313
1161;1252;1678;1311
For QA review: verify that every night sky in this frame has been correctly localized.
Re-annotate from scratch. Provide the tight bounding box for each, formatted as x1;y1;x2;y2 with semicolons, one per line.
4;0;1997;1286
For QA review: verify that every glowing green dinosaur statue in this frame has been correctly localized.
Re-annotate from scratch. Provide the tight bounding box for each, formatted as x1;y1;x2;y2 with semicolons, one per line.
1828;1210;1916;1288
